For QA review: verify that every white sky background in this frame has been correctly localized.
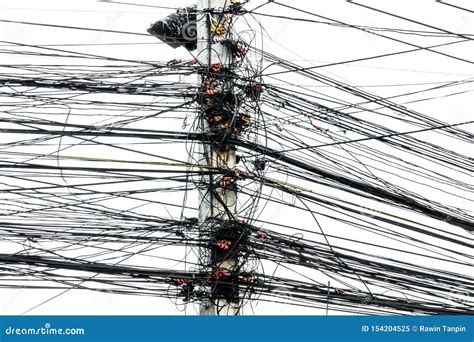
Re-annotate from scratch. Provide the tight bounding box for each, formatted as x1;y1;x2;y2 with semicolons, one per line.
0;0;472;315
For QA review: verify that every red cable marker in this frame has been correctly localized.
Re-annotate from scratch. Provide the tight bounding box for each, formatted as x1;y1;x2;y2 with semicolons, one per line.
234;168;246;179
26;236;38;243
219;176;234;187
217;240;232;249
186;59;197;66
176;278;188;285
211;63;222;72
312;124;328;132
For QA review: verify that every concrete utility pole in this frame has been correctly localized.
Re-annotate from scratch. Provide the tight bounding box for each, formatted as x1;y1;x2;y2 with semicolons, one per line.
147;0;252;316
196;0;240;316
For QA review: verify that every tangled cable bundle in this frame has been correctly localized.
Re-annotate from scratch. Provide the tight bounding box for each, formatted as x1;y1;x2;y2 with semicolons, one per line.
0;1;472;315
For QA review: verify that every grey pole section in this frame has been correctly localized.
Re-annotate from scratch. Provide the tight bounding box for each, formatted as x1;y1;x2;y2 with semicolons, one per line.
196;0;240;316
146;0;251;317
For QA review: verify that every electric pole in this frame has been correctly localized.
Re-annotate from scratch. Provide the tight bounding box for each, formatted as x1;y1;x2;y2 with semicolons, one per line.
196;0;245;316
147;0;253;315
